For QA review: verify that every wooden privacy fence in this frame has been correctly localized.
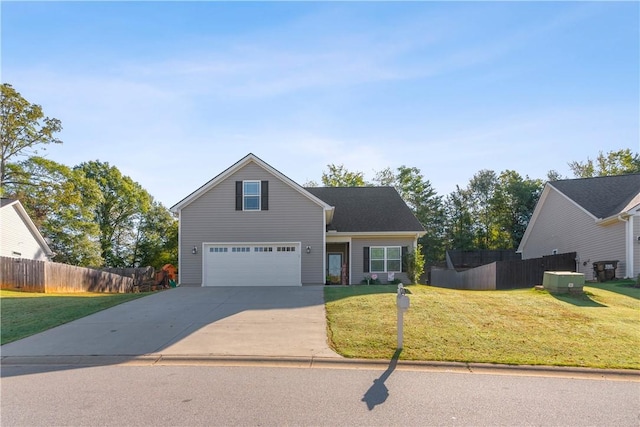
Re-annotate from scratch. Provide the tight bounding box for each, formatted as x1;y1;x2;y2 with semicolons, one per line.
430;262;497;290
101;266;155;287
431;252;577;290
446;250;521;269
0;256;134;293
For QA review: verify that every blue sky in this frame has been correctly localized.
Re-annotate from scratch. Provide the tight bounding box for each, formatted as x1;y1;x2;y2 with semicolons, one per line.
2;1;639;208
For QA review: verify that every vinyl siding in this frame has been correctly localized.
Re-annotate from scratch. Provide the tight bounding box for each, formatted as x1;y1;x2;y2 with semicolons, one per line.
0;205;50;261
179;162;325;285
351;236;417;284
520;188;627;279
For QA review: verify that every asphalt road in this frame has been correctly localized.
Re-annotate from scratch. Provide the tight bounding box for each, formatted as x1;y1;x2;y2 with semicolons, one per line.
2;363;638;426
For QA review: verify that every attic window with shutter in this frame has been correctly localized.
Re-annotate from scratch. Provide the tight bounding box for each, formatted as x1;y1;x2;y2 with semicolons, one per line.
236;180;269;211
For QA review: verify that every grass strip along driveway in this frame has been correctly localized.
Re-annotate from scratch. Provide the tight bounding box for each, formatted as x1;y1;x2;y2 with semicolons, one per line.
325;281;639;370
0;290;146;345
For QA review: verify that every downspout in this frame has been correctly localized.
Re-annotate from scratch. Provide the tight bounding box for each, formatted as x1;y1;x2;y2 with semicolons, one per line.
619;215;633;278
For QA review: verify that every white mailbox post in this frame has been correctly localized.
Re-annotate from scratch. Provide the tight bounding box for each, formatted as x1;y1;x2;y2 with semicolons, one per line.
396;283;410;349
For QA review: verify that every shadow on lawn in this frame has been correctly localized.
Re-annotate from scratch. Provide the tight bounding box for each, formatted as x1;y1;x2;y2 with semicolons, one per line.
324;284;411;304
586;280;640;301
551;291;607;308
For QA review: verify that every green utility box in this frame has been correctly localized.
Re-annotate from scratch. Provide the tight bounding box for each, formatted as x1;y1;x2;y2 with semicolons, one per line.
543;271;585;294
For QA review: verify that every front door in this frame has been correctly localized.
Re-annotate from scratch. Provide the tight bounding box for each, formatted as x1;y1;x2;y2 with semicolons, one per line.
327;253;342;285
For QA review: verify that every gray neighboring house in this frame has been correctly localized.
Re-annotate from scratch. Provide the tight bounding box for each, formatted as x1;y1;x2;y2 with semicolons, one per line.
0;198;54;262
170;153;426;286
517;174;640;280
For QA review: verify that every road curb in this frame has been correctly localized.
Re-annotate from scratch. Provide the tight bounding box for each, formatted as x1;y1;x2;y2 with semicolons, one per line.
2;354;639;381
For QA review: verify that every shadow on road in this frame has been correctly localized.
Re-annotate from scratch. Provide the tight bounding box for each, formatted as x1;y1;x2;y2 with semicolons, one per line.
361;349;401;410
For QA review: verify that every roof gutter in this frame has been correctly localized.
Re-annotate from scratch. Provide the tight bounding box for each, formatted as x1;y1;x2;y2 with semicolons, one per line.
596;212;630;226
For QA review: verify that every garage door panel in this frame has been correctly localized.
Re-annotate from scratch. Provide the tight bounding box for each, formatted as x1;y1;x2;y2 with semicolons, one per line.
204;243;301;286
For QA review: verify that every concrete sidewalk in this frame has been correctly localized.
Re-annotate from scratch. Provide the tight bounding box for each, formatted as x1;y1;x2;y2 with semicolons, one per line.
0;286;340;359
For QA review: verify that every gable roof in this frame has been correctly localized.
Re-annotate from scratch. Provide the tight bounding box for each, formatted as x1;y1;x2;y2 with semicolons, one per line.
305;186;425;233
0;198;54;258
517;173;640;253
170;153;333;215
549;173;640;220
1;198;18;208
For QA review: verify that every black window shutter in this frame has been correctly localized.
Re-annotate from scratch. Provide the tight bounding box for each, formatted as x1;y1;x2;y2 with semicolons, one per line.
402;246;409;272
235;181;242;211
261;180;269;211
363;247;370;273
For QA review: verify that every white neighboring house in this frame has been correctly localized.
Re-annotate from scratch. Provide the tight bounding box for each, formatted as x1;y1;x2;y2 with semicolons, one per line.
517;174;640;280
0;198;54;261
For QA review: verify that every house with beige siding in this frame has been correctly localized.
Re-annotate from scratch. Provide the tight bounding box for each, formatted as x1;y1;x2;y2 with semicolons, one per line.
0;198;54;261
170;154;425;286
517;174;640;280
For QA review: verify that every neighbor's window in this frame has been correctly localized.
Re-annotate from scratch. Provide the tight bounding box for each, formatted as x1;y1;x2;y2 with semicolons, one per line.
243;181;261;211
370;246;401;273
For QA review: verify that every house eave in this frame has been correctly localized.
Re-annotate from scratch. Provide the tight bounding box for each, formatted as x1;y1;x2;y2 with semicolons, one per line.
326;231;426;238
596;211;633;226
170;153;333;213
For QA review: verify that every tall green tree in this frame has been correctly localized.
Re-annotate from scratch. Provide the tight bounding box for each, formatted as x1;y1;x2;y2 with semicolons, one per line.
546;169;564;182
443;186;474;251
569;148;640;178
373;166;445;264
4;157;103;266
465;170;508;249
493;171;543;249
372;167;396;186
1;83;62;190
76;160;152;267
321;164;366;187
133;201;178;269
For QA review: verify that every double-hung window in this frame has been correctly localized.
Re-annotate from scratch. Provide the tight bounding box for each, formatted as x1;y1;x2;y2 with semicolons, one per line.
236;180;269;211
370;246;402;273
243;181;261;211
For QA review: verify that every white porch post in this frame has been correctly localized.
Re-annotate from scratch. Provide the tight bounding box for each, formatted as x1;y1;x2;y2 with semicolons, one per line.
626;214;634;278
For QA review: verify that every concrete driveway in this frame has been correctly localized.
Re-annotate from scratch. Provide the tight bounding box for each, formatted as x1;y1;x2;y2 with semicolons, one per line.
0;286;340;360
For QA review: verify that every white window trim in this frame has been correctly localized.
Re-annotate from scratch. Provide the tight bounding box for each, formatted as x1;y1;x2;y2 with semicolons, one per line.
243;180;261;211
370;246;402;273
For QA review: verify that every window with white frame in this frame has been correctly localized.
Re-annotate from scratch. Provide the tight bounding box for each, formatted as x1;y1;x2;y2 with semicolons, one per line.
370;246;402;273
243;181;260;211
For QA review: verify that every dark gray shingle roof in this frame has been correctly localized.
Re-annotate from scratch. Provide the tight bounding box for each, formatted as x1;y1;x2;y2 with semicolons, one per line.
550;173;640;219
304;186;425;233
1;198;17;208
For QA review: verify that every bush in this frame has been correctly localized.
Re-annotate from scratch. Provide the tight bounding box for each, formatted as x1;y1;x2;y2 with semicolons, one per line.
405;244;425;284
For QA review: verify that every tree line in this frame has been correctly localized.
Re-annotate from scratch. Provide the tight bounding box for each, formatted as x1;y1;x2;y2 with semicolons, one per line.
2;82;638;269
1;83;177;269
308;149;639;266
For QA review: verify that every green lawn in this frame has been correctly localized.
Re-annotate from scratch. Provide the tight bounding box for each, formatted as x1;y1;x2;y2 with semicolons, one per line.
325;281;640;369
0;290;147;345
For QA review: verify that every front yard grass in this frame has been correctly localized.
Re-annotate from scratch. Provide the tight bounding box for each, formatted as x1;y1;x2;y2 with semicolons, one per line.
325;282;640;369
0;290;146;345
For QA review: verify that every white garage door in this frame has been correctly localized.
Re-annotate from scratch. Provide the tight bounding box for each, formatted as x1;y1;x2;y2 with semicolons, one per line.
203;243;301;286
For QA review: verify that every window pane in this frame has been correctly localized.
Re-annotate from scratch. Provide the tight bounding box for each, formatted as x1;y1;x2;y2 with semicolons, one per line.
371;260;385;272
387;247;401;259
244;181;260;195
371;248;385;260
387;260;401;272
244;195;260;210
